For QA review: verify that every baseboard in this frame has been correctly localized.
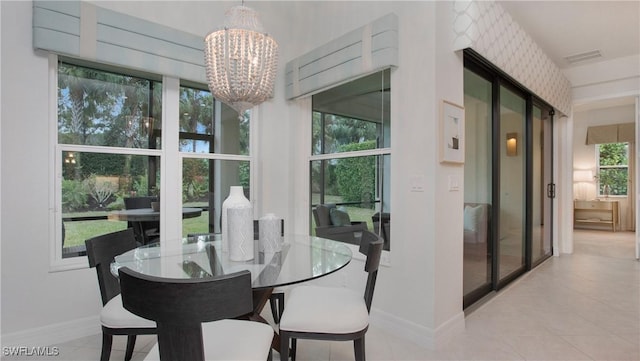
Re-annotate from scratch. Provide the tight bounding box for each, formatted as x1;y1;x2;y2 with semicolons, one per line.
369;307;465;349
1;308;466;351
1;316;100;348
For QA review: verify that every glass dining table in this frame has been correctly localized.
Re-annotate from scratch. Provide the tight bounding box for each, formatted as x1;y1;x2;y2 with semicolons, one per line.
111;234;353;350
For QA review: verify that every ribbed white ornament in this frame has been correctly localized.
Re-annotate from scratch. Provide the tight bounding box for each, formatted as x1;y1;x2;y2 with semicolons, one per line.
259;213;282;252
228;207;254;261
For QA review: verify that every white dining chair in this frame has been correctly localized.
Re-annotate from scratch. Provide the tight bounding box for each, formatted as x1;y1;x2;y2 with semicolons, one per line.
85;228;157;361
278;231;384;361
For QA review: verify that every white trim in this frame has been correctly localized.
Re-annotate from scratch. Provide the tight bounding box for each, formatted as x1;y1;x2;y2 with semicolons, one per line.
49;53;65;271
369;307;465;350
309;147;391;161
636;96;640;260
59;144;162;157
161;76;181;244
1;316;100;348
48;55;91;272
558;115;574;254
291;97;313;236
250;106;259;213
179;152;251;162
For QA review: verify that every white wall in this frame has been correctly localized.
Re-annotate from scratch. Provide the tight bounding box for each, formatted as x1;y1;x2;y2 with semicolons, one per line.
1;0;466;349
277;0;466;347
1;1;102;342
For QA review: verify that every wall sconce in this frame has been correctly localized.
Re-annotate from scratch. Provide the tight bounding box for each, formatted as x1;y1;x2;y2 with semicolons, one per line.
506;133;517;156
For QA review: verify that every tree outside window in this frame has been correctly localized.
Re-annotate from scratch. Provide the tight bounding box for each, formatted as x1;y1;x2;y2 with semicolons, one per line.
596;143;628;196
58;62;162;258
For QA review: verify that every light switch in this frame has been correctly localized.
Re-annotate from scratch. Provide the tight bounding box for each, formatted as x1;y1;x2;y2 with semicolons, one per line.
410;175;425;192
448;175;460;191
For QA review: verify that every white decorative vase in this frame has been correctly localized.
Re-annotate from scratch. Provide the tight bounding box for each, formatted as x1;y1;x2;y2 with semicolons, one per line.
228;207;254;261
259;213;282;252
221;186;252;254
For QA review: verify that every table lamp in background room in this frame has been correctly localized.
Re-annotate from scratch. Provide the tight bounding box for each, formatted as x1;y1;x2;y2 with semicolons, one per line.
573;170;594;200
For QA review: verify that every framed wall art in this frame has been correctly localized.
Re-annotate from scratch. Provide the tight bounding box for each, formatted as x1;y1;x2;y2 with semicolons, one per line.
440;100;465;164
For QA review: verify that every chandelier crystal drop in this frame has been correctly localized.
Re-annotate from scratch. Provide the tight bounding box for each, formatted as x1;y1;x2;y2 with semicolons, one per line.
204;5;279;117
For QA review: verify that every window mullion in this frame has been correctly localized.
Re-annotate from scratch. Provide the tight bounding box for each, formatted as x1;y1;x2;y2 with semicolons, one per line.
160;76;182;244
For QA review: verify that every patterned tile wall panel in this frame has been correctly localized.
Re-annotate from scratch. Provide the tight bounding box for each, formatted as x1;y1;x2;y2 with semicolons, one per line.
453;1;572;116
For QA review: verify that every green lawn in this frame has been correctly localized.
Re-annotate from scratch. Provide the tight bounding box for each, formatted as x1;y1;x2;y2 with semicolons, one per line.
63;196;377;247
63;211;212;247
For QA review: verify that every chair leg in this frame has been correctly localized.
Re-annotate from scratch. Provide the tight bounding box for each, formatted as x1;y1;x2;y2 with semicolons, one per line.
100;333;113;361
269;293;284;323
354;337;365;361
291;338;297;361
279;333;290;361
277;294;285;321
124;335;137;361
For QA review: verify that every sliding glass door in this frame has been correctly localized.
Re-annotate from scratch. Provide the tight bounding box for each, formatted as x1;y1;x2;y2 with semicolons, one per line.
463;51;554;307
463;68;493;305
531;105;554;266
497;85;527;284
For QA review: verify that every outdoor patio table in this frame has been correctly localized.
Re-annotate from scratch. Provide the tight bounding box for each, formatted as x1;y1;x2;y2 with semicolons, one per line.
107;207;202;244
107;207;202;222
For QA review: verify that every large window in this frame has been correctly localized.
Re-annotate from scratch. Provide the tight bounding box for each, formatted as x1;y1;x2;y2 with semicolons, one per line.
55;61;251;264
596;143;629;196
179;84;251;236
57;62;162;259
310;69;391;250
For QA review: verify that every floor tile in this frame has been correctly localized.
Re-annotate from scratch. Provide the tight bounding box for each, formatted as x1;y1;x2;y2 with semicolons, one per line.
501;334;592;360
13;230;636;361
561;334;640;360
440;332;524;360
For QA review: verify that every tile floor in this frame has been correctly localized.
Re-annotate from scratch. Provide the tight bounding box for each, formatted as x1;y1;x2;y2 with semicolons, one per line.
3;230;638;360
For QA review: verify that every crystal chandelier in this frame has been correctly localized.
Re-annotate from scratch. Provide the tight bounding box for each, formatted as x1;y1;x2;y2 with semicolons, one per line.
204;4;278;117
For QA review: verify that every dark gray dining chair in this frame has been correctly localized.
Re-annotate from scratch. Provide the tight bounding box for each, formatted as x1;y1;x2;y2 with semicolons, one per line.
85;228;156;361
279;230;383;361
188;218;287;324
124;196;159;244
119;267;274;361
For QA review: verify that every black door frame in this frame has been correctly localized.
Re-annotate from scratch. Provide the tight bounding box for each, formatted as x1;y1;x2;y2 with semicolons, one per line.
463;50;555;307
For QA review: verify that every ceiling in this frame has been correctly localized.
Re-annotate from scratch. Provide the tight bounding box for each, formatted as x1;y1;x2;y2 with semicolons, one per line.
498;1;639;111
498;1;640;70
